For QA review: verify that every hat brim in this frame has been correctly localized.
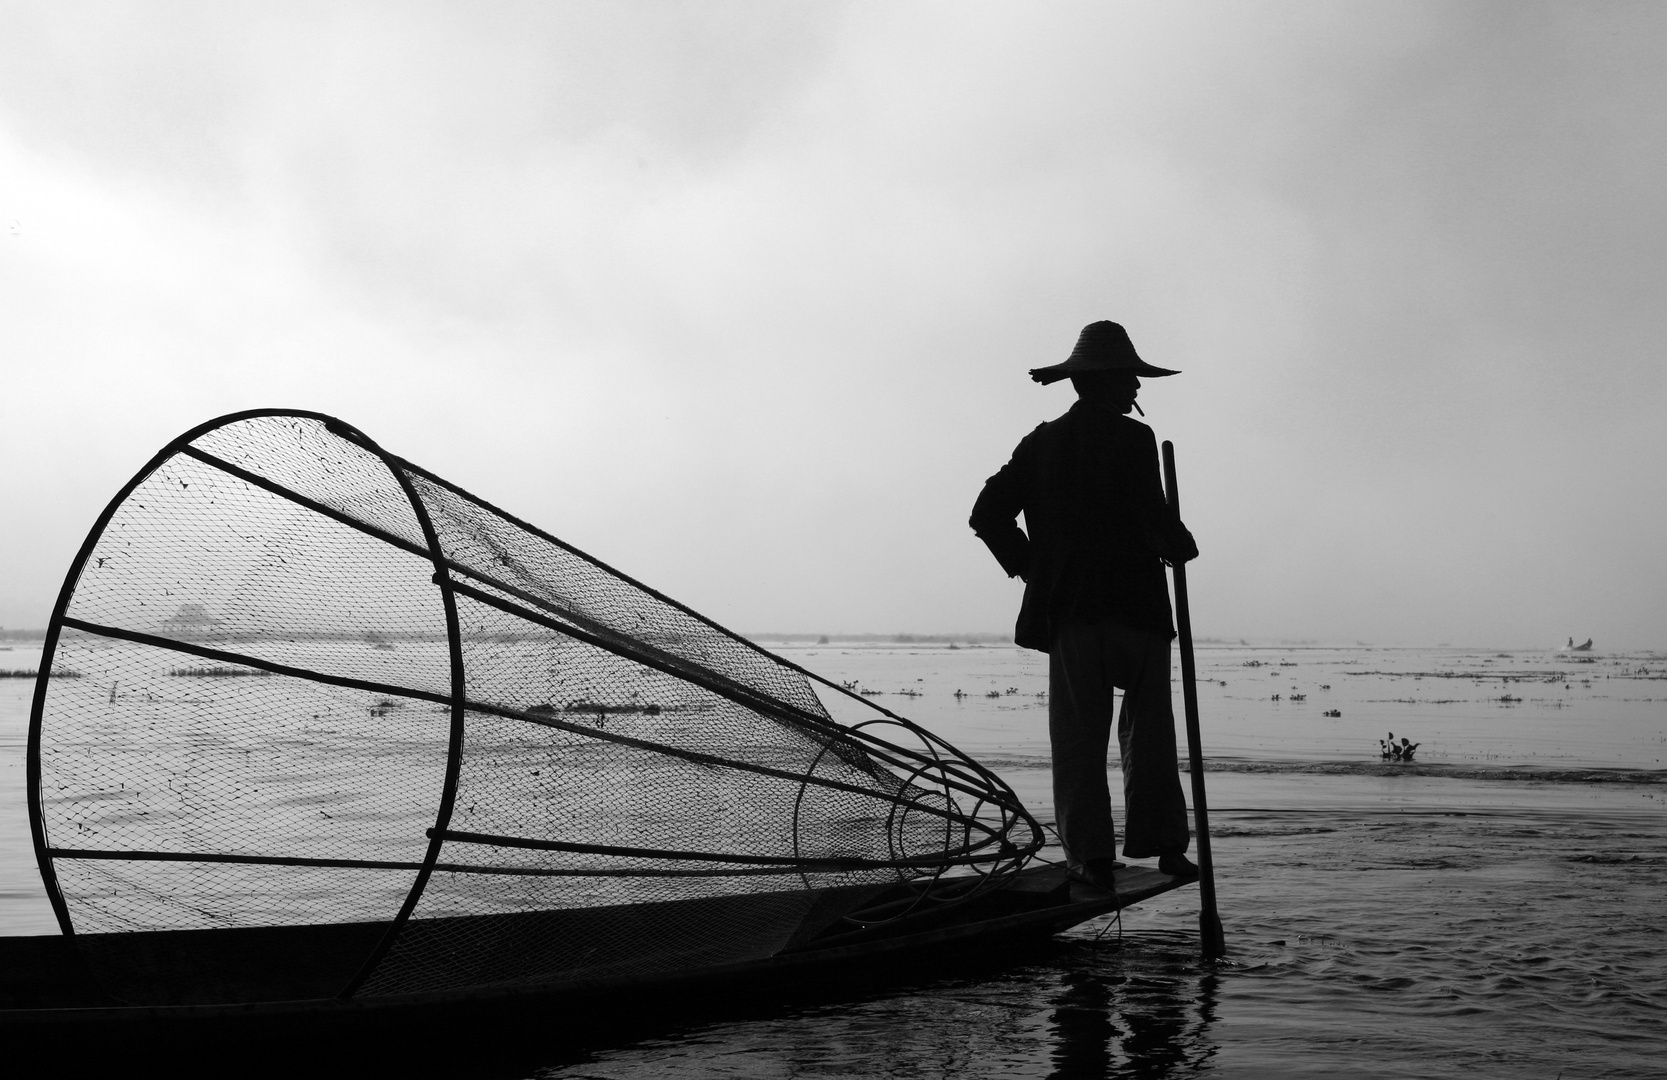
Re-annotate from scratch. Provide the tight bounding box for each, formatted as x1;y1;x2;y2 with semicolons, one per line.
1028;360;1181;385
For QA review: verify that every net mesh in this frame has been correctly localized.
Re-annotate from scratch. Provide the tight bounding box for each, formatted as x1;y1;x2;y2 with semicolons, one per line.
32;411;1039;1003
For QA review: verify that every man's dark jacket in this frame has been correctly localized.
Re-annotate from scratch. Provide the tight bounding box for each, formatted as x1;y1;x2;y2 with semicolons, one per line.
970;400;1191;651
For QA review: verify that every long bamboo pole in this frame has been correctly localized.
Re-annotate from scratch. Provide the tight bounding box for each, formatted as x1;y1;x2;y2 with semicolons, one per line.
1162;440;1227;959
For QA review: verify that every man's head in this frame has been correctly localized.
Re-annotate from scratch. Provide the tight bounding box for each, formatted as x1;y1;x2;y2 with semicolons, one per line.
1028;321;1180;385
1069;369;1141;413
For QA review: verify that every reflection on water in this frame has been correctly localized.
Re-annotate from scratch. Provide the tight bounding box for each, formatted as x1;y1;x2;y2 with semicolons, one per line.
514;931;1223;1079
524;796;1666;1079
1047;932;1219;1079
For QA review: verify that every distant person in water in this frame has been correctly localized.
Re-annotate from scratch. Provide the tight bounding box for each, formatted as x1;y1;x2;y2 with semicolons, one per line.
969;321;1199;890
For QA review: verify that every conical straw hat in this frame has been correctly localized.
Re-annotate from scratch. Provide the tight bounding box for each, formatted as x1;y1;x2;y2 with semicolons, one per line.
1028;321;1180;384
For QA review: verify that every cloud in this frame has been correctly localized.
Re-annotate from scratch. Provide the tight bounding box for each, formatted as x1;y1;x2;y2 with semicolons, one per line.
2;2;1664;646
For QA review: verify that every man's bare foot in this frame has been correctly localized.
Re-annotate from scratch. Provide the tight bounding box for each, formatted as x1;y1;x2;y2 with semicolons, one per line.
1158;853;1198;878
1069;857;1126;891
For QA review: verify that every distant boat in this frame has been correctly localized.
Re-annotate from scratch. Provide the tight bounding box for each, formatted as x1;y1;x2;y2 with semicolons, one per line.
1565;637;1594;652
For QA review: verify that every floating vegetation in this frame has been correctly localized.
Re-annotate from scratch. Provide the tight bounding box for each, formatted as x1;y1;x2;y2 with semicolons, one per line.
168;666;272;678
1379;733;1419;761
548;700;664;716
0;668;83;679
1242;660;1263;667
1350;669;1573;682
512;699;665;731
1371;698;1462;705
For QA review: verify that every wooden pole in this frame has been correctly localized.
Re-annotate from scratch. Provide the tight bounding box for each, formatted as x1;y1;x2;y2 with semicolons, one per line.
1162;440;1226;959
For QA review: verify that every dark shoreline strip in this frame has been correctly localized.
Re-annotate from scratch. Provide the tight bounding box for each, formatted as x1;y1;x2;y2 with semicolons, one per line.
1199;761;1667;783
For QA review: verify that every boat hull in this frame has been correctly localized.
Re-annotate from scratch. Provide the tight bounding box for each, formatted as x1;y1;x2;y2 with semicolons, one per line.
0;864;1190;1068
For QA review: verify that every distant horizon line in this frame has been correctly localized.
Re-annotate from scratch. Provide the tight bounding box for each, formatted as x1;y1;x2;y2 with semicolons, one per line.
722;632;1622;651
0;627;1636;652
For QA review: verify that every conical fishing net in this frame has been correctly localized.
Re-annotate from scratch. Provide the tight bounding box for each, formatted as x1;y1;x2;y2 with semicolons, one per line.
29;410;1040;1002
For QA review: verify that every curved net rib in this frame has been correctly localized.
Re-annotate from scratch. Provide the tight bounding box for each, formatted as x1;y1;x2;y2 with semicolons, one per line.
29;410;1041;1002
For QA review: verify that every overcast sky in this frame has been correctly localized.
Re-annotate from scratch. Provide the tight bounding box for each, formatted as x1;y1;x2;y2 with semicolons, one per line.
2;2;1663;648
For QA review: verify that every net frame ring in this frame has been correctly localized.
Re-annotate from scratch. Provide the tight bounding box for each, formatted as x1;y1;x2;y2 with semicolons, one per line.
799;737;945;928
788;715;950;894
883;759;962;871
887;753;1031;906
882;757;1027;907
23;409;468;1001
794;716;1012;928
851;719;1017;885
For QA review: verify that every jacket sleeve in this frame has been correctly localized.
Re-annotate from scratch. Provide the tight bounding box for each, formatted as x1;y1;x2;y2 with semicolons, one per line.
969;437;1034;580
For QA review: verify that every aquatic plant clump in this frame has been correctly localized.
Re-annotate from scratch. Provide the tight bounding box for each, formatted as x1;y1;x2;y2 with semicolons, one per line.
28;410;1039;1003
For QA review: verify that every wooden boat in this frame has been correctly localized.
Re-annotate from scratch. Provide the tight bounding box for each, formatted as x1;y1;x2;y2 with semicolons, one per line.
0;864;1190;1067
8;409;1202;1069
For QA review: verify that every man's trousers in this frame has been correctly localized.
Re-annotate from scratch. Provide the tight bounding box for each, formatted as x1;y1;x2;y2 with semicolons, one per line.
1048;618;1191;865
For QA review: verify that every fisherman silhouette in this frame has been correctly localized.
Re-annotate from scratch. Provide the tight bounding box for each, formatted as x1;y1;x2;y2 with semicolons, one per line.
970;321;1199;890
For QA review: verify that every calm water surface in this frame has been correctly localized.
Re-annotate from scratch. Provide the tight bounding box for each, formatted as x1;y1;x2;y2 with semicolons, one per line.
2;642;1664;1077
